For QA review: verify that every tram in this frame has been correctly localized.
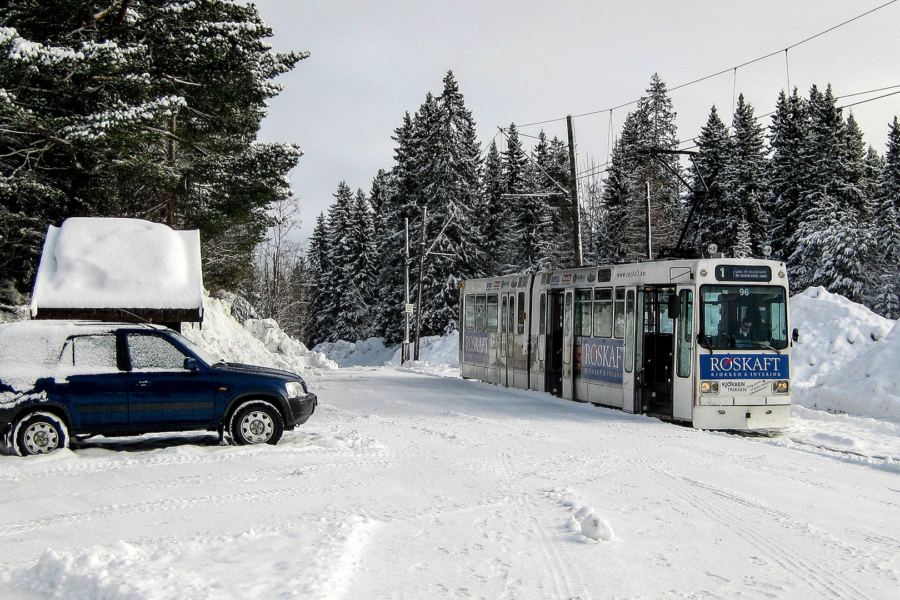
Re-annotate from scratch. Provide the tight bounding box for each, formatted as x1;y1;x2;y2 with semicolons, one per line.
458;257;795;430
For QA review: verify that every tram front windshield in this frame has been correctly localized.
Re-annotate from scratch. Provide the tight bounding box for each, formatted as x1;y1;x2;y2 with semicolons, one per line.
700;285;788;350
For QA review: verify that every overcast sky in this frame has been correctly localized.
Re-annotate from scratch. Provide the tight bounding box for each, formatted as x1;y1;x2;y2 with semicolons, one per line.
253;0;900;243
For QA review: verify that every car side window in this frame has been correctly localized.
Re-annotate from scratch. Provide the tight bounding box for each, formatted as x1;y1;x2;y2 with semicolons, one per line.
127;334;188;371
60;335;118;370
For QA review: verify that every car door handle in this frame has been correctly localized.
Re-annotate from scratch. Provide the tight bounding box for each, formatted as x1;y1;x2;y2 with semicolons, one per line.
134;380;151;387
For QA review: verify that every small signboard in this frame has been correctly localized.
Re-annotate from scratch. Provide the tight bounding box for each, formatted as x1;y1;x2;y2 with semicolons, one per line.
714;265;772;282
405;303;416;314
700;354;789;379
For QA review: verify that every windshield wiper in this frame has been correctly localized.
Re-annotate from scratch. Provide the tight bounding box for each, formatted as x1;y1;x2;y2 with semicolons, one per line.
752;342;781;354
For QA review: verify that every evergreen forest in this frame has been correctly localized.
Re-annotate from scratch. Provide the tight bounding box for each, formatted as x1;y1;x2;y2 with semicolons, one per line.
1;3;898;349
303;73;900;347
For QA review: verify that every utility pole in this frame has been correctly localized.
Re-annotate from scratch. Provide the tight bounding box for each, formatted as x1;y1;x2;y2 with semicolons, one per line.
566;115;583;267
414;207;427;361
402;218;411;365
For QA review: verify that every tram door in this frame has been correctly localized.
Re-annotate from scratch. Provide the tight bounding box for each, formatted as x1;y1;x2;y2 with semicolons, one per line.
636;286;677;418
499;292;516;386
545;290;564;396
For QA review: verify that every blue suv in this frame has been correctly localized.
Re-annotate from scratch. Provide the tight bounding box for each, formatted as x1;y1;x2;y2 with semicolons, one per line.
0;321;317;456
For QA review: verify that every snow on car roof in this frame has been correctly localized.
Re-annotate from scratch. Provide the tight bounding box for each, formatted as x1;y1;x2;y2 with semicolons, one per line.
30;217;204;315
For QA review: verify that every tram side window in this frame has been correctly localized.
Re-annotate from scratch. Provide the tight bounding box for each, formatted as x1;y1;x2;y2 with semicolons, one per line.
593;288;613;338
464;294;475;331
574;290;592;337
486;294;499;331
475;295;486;331
501;296;508;333
614;288;626;338
676;290;693;378
517;292;526;334
624;290;635;372
539;293;546;335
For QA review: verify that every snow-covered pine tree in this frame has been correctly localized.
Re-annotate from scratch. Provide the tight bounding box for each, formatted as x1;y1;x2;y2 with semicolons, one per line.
602;74;683;261
766;89;809;263
478;141;506;275
688;106;731;253
370;73;482;342
873;117;900;317
502;123;546;272
305;213;332;347
415;71;483;335
788;86;873;301
721;95;770;254
371;113;418;343
0;0;306;291
733;218;753;258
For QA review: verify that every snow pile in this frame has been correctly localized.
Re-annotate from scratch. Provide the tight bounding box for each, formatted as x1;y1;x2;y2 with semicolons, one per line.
548;488;615;543
790;287;894;385
312;338;396;368
183;294;336;374
31;217;203;313
790;287;899;421
314;333;459;374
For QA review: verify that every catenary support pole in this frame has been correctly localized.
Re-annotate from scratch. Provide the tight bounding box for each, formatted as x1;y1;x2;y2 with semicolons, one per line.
566;115;583;267
414;207;427;361
403;217;410;365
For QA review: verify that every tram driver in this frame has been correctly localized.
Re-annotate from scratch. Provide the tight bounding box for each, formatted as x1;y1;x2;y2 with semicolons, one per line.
729;315;769;348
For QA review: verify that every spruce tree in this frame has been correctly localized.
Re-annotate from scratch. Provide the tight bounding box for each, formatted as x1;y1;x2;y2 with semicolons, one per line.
478;141;506;275
722;95;770;254
305;213;331;347
602;74;683;261
0;0;305;290
789;86;872;301
767;89;809;263
873;117;900;317
689;106;731;253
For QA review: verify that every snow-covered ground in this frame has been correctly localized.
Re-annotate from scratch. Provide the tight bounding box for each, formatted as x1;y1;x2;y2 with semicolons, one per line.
1;288;899;599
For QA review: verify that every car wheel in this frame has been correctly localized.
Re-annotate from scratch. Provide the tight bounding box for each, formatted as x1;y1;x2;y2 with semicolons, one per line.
229;402;283;446
14;412;69;456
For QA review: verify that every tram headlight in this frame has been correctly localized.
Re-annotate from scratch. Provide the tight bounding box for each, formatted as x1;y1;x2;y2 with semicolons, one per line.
700;381;719;394
773;380;790;394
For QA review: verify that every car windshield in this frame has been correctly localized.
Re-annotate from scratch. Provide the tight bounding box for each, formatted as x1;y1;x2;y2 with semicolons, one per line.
699;285;788;350
167;331;222;366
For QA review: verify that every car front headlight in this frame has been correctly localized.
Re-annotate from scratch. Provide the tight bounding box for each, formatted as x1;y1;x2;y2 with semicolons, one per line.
285;381;307;397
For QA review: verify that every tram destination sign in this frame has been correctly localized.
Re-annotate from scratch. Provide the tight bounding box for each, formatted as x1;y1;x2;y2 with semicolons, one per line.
714;265;771;282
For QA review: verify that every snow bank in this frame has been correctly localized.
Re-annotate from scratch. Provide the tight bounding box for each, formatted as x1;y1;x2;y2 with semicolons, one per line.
312;338;396;367
314;333;459;375
183;293;336;375
790;287;900;421
31;217;203;313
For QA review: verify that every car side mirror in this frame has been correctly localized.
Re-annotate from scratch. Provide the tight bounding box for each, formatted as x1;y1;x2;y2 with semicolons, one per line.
183;357;200;372
792;328;800;343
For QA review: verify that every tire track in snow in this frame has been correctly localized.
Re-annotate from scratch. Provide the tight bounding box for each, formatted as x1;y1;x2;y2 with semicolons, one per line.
497;451;593;600
0;429;385;484
0;463;390;539
644;461;873;600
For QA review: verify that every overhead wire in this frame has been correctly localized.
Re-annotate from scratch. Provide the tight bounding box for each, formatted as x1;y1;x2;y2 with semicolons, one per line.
513;0;897;130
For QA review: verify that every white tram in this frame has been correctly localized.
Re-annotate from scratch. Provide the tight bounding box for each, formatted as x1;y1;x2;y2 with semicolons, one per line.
459;258;794;430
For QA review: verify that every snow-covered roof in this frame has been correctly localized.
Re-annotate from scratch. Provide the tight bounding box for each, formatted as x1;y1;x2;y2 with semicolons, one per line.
31;218;204;318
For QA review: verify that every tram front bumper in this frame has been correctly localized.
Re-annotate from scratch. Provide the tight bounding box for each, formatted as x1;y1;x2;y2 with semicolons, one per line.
692;403;791;431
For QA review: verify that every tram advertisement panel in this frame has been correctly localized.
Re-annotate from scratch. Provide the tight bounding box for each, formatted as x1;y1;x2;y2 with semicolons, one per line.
463;331;491;365
575;337;624;384
700;354;789;379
